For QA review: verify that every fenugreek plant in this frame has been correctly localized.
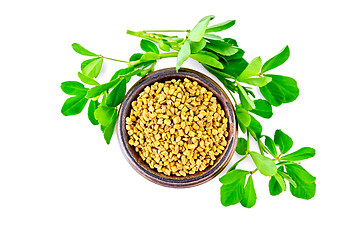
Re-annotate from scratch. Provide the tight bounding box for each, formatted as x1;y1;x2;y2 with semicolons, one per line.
61;15;316;207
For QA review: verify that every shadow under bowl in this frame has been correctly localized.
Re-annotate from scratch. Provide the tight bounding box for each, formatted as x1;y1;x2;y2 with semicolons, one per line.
116;67;237;188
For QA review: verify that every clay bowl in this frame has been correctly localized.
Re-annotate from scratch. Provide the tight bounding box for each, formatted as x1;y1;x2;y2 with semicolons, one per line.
116;67;237;188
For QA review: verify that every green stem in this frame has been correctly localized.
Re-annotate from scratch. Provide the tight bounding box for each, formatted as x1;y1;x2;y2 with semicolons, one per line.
158;52;178;58
258;140;265;155
246;131;250;153
102;56;129;63
126;30;161;43
227;89;237;105
143;30;189;33
227;154;248;173
127;52;178;68
250;168;258;175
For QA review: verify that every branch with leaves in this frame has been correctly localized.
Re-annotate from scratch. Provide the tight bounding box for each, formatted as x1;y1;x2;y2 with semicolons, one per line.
61;15;316;207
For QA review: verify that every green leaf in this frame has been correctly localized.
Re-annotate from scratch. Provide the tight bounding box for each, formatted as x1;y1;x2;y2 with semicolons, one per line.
103;110;117;144
222;58;248;77
100;124;106;133
224;50;245;61
220;170;248;207
176;40;191;71
269;174;284;196
140;52;159;61
190;38;206;53
238;76;272;87
205;20;235;33
203;33;223;41
81;58;95;71
137;68;153;78
223;38;238;47
274;129;293;154
286;164;316;200
219;169;249;185
250;152;277;176
278;169;297;188
250;99;273;119
274;173;286;190
94;106;117;127
240;175;257;208
248;116;262;140
60;81;88;96
190;53;224;69
203;65;237;92
236;85;255;110
127;70;142;81
106;79;127;107
262;46;290;73
72;43;98;57
61;95;88;116
77;72;100;86
197;50;220;60
281;147;316;161
264;136;278;158
111;66;135;81
88;100;99;125
129;53;143;61
236;138;247;155
238;56;262;79
82;57;103;78
260;74;299;107
205;40;238;56
188;15;214;42
140;39;159;54
243;87;256;99
220;180;244;207
86;78;122;98
203;64;233;78
159;40;170;52
235;105;251;133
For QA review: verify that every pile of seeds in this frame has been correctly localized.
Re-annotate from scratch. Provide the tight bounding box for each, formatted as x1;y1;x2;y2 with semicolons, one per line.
126;78;228;176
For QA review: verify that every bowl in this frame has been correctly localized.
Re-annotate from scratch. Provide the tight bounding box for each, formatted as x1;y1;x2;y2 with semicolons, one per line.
116;68;237;188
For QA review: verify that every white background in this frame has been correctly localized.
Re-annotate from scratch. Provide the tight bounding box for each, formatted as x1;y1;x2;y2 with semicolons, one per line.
1;0;359;239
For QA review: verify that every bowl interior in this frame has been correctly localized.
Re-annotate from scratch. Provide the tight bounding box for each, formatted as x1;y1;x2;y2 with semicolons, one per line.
116;68;237;188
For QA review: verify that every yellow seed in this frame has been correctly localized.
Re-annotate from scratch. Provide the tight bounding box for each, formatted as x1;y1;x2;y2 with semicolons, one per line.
126;78;228;177
173;116;180;124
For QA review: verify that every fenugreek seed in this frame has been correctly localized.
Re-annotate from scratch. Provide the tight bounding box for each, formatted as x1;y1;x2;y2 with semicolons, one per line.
188;144;197;150
173;116;180;124
126;78;228;176
164;119;171;125
189;131;196;137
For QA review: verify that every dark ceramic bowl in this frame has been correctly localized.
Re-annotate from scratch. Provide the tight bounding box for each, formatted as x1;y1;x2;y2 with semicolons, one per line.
116;68;237;188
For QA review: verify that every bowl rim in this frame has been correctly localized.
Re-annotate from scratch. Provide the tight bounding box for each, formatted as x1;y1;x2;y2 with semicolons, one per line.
116;67;238;188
